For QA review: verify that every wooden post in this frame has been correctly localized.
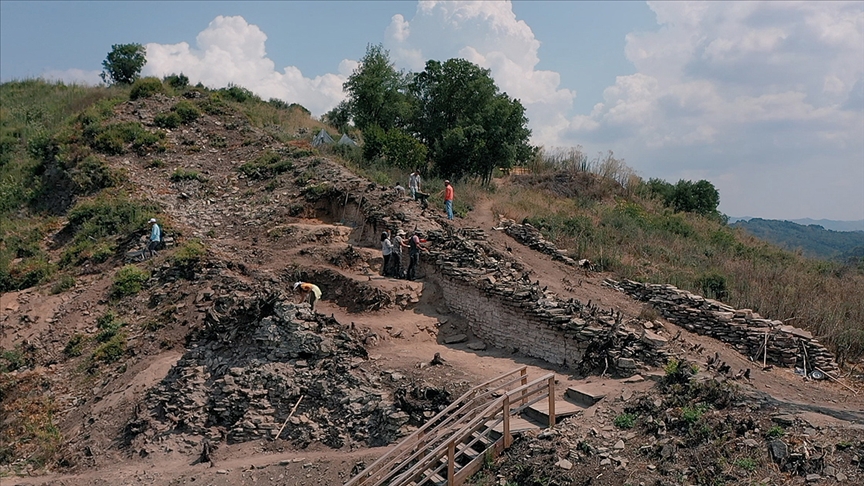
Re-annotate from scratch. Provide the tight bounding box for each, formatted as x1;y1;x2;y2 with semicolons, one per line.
447;440;456;485
520;368;528;406
274;395;304;441
503;395;511;448
547;376;556;428
762;331;769;368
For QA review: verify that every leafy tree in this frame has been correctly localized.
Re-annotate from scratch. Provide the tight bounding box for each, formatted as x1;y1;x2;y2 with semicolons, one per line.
101;43;146;85
343;44;410;131
382;128;428;170
643;178;721;218
322;100;352;133
409;58;533;183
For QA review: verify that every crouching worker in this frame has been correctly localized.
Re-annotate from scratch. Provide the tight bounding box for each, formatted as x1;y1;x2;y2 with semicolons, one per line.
293;281;322;311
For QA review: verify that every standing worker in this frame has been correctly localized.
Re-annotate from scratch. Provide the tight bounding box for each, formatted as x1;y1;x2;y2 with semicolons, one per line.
293;281;322;311
407;229;429;281
391;229;408;278
380;231;393;276
441;180;454;220
147;218;162;258
409;169;422;200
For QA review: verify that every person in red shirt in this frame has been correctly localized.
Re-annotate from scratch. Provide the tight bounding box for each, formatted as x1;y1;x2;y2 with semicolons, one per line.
442;180;454;220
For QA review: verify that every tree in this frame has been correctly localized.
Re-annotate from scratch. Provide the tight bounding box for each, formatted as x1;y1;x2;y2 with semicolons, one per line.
343;44;410;131
101;43;146;85
409;58;533;183
322;101;352;133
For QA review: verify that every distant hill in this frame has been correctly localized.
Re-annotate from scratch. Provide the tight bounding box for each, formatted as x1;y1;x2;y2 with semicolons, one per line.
730;218;864;260
789;218;864;232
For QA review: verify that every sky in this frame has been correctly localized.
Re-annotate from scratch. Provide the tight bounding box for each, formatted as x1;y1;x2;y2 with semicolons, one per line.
2;1;863;221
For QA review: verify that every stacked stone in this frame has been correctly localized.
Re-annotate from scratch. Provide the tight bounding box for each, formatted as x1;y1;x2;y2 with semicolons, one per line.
499;219;579;266
607;279;838;373
143;298;403;448
422;228;668;374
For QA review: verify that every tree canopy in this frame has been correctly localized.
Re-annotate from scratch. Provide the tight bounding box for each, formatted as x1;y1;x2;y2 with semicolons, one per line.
338;45;533;183
101;43;147;85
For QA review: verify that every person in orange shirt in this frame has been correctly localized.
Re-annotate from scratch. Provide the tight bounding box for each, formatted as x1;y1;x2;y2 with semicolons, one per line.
293;281;322;311
441;180;454;220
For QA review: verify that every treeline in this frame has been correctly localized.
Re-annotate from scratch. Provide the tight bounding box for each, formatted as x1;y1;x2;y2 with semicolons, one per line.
731;218;864;261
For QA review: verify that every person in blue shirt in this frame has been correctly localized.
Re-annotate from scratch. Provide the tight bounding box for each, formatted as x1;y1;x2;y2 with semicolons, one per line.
147;218;162;257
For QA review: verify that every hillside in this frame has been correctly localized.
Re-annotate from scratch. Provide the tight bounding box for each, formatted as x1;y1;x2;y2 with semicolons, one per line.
1;80;863;486
730;218;864;261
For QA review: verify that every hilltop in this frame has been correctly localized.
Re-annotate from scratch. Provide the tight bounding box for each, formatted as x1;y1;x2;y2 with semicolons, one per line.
1;79;863;486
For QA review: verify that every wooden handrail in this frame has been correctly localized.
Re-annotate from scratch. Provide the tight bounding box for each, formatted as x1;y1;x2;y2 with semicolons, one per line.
388;374;554;486
345;366;529;486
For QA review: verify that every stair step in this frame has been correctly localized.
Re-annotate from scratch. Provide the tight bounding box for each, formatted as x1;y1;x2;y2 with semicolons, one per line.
565;385;607;407
523;399;582;424
491;415;543;435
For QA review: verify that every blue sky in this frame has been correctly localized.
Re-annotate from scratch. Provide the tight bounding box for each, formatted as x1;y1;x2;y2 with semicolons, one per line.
2;1;863;221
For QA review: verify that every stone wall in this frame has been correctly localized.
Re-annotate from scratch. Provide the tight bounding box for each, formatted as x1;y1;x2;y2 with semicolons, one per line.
421;228;669;375
606;278;838;373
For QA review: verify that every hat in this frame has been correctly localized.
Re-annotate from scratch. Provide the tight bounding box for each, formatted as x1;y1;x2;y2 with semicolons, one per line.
148;218;157;224
444;180;450;184
397;230;406;236
293;282;302;290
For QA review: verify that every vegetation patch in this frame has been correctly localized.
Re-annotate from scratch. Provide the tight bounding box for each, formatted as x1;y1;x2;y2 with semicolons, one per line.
238;150;295;179
111;264;150;298
170;168;206;182
128;77;164;100
0;373;62;469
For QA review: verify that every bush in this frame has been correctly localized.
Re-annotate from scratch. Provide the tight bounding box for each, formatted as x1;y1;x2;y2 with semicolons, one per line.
90;121;165;156
95;311;124;342
111;265;150;298
63;334;85;357
0;348;27;372
0;257;54;292
163;73;189;89
766;425;785;439
681;404;709;423
173;239;206;266
67;193;157;242
91;332;126;364
153;112;181;129
71;155;119;193
238;150;295;179
172;100;200;124
129;77;165;100
221;84;259;103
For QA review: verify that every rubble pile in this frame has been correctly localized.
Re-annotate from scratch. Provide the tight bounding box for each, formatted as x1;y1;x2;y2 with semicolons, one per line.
137;295;409;449
607;279;839;373
498;219;581;267
422;228;669;374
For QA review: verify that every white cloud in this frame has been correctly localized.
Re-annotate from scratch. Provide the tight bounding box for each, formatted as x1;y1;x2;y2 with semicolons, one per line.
558;1;864;219
384;0;575;147
41;68;102;86
142;15;351;116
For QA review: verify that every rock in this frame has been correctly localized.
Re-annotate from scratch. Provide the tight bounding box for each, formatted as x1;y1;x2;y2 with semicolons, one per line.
621;389;633;402
805;474;821;483
743;439;759;448
640;329;668;347
555;459;573;470
443;333;468;344
772;415;796;427
617;358;637;369
768;440;788;464
613;440;625;450
467;341;487;351
600;458;612;466
623;375;644;383
836;472;847;482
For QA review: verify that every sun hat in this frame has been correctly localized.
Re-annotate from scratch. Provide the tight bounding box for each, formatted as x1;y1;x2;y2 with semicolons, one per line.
293;282;302;290
397;230;406;236
148;218;157;223
444;180;450;184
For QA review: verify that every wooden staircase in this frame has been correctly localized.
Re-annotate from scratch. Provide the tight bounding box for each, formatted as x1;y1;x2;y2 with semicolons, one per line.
345;366;557;486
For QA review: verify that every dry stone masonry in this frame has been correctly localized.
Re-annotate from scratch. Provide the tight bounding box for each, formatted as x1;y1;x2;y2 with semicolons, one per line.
421;227;669;375
606;279;839;373
135;295;410;449
498;219;582;267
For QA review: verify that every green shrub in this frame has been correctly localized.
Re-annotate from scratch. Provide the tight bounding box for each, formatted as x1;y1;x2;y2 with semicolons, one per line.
163;73;189;89
613;413;636;429
60;239;116;267
0;348;27;372
111;265;150;298
66;193;157;242
90;121;164;156
153;112;181;129
696;272;729;300
63;334;85;357
129;77;165;100
170;168;206;182
221;84;259;103
50;274;76;294
71;155;119;193
238;150;295;179
91;332;126;364
95;311;124;342
145;158;165;168
681;404;709;423
173;239;206;266
0;256;54;292
172;100;200;124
